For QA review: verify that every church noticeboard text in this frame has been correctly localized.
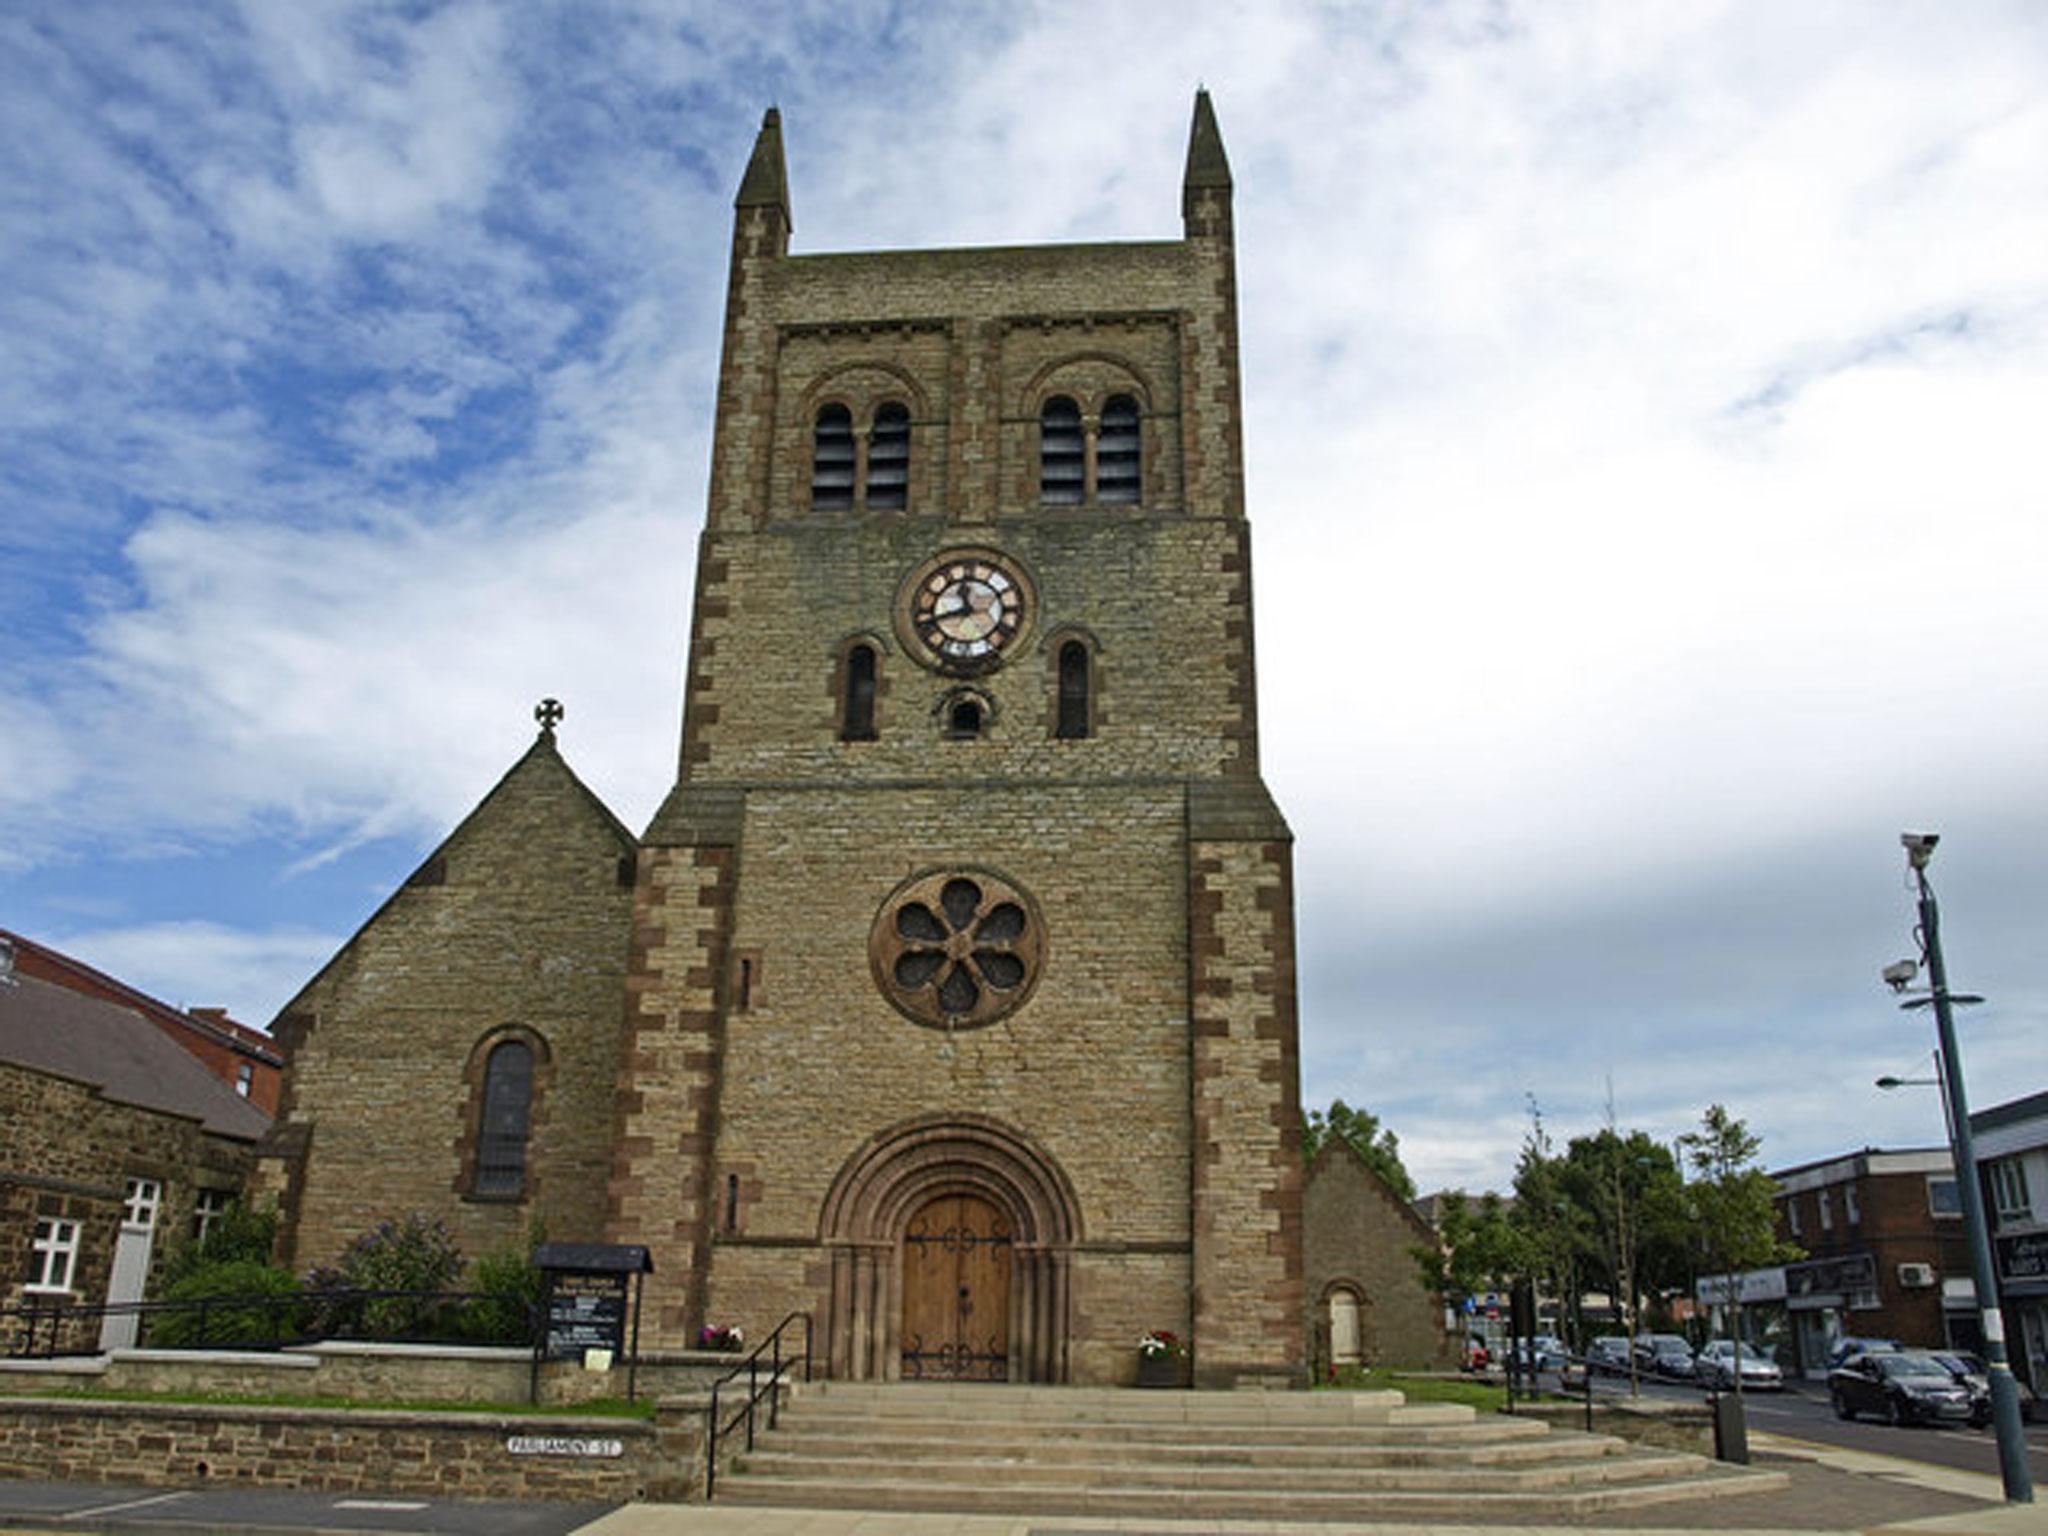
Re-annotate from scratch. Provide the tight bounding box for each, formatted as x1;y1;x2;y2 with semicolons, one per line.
545;1272;629;1360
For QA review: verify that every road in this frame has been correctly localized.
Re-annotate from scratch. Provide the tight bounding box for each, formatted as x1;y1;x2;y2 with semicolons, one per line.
1565;1369;2048;1481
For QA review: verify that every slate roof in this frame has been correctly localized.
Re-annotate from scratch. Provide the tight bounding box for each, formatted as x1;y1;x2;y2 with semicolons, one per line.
0;973;271;1141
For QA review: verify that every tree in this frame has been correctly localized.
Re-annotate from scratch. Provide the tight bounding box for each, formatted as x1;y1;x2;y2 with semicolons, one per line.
1678;1104;1800;1324
1408;1189;1523;1315
1301;1098;1416;1200
1551;1128;1688;1334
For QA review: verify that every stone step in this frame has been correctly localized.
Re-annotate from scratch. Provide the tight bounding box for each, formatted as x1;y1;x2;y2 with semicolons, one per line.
800;1383;1441;1420
715;1468;1788;1520
712;1382;1791;1520
774;1405;1543;1446
732;1447;1709;1493
753;1425;1627;1467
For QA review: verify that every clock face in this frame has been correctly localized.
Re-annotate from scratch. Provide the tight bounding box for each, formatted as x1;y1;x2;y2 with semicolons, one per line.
900;550;1033;673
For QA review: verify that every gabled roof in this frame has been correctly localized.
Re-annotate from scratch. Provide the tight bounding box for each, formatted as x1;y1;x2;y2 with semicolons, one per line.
1;928;281;1065
1308;1136;1439;1244
271;725;636;1025
0;974;271;1141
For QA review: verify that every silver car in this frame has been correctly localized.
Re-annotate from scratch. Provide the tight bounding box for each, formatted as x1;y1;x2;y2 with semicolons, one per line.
1695;1339;1783;1391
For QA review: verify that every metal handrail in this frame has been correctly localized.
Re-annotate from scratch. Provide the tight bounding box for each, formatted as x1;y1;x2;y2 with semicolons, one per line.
704;1312;811;1500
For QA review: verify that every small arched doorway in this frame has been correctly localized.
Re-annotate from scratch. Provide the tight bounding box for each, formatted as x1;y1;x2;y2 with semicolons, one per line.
819;1114;1081;1382
1328;1285;1363;1368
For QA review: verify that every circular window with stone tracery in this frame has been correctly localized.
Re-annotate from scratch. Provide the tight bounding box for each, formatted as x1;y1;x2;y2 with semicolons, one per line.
870;868;1046;1030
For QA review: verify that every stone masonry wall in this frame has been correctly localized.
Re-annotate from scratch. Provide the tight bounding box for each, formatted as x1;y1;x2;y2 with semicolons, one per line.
0;1061;254;1330
1302;1140;1453;1371
275;739;633;1274
1188;840;1304;1385
0;1397;701;1502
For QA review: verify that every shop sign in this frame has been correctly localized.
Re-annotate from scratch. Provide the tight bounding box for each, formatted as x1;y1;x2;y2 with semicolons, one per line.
1785;1253;1875;1300
1996;1230;2048;1285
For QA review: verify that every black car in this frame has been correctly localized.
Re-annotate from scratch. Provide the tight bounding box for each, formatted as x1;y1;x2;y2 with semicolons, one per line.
1930;1351;2039;1426
1586;1335;1633;1375
1829;1351;1975;1426
1633;1332;1696;1380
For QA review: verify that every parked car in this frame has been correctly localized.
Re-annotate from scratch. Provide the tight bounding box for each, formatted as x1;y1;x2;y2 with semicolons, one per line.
1633;1332;1697;1380
1825;1335;1900;1371
1508;1334;1567;1372
1929;1351;2039;1426
1829;1351;1974;1426
1695;1339;1783;1392
1587;1335;1634;1375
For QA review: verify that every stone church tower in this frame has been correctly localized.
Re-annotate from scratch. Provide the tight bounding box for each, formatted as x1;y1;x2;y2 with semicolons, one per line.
612;93;1301;1387
259;94;1302;1389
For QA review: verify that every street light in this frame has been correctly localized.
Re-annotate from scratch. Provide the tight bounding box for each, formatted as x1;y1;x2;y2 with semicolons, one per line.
1875;1050;1954;1144
1888;834;2031;1504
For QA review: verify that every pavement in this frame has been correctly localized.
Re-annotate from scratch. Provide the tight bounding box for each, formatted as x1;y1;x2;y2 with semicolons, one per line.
2;1431;2044;1536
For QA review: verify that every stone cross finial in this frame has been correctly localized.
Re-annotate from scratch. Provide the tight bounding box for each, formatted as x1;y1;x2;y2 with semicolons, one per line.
535;697;564;738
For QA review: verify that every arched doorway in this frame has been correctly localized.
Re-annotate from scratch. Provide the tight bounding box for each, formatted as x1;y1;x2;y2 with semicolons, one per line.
1328;1285;1363;1368
819;1114;1081;1382
900;1192;1012;1380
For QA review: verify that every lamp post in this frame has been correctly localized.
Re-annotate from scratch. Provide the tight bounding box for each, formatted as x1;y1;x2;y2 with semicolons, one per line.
1889;833;2031;1503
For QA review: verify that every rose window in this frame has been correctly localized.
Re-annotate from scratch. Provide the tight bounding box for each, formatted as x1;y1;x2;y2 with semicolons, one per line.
870;869;1045;1030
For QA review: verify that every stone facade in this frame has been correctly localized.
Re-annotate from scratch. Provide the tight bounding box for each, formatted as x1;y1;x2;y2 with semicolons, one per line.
268;94;1306;1388
1301;1139;1454;1373
0;1058;256;1349
262;730;636;1270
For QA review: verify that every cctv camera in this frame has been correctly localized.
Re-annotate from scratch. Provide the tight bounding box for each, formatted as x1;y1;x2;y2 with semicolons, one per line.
1882;959;1919;993
1900;832;1940;869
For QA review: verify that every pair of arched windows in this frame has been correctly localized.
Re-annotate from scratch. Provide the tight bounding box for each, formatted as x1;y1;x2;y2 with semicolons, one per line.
837;640;1094;741
1041;395;1140;506
813;403;909;511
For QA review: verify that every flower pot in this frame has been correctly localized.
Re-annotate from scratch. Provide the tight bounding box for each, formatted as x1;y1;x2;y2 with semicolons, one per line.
1137;1354;1182;1389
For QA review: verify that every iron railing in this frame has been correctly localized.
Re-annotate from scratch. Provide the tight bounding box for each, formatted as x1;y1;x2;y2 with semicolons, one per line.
704;1312;811;1499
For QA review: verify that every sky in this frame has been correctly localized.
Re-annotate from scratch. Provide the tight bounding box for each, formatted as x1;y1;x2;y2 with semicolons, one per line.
4;0;2045;1198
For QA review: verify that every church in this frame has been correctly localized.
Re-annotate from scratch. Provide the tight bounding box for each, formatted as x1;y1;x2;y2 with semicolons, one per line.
257;93;1307;1389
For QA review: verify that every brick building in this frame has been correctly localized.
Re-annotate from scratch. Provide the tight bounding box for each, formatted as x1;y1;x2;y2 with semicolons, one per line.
1;930;284;1113
2;974;269;1350
262;95;1306;1387
1771;1147;1972;1373
1302;1140;1453;1373
1974;1088;2048;1393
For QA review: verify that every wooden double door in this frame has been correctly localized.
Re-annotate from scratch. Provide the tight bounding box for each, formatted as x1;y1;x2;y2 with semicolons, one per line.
900;1193;1012;1380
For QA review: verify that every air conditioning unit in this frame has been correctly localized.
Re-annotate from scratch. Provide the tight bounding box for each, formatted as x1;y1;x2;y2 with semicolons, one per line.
1897;1262;1936;1289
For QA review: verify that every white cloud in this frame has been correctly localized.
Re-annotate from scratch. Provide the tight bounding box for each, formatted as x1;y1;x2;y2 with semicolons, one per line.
4;0;2046;1193
42;920;339;1027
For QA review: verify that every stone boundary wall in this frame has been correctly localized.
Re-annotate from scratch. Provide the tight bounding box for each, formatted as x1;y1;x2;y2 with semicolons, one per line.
0;1344;754;1408
0;1395;704;1501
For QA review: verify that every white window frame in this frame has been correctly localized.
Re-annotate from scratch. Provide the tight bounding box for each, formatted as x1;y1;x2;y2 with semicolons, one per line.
1990;1160;2032;1222
122;1178;162;1231
27;1218;81;1294
192;1188;233;1245
235;1062;254;1097
1818;1189;1833;1231
1843;1182;1861;1226
1928;1176;1962;1218
1786;1197;1802;1236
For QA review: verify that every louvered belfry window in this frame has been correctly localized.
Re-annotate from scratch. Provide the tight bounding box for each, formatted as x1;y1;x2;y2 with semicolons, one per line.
1040;396;1083;505
1096;395;1141;504
476;1040;533;1196
812;404;855;509
866;402;909;510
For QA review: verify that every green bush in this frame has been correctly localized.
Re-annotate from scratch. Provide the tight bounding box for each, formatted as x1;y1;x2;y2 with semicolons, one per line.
306;1215;464;1339
161;1200;280;1289
151;1261;302;1348
461;1235;544;1345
